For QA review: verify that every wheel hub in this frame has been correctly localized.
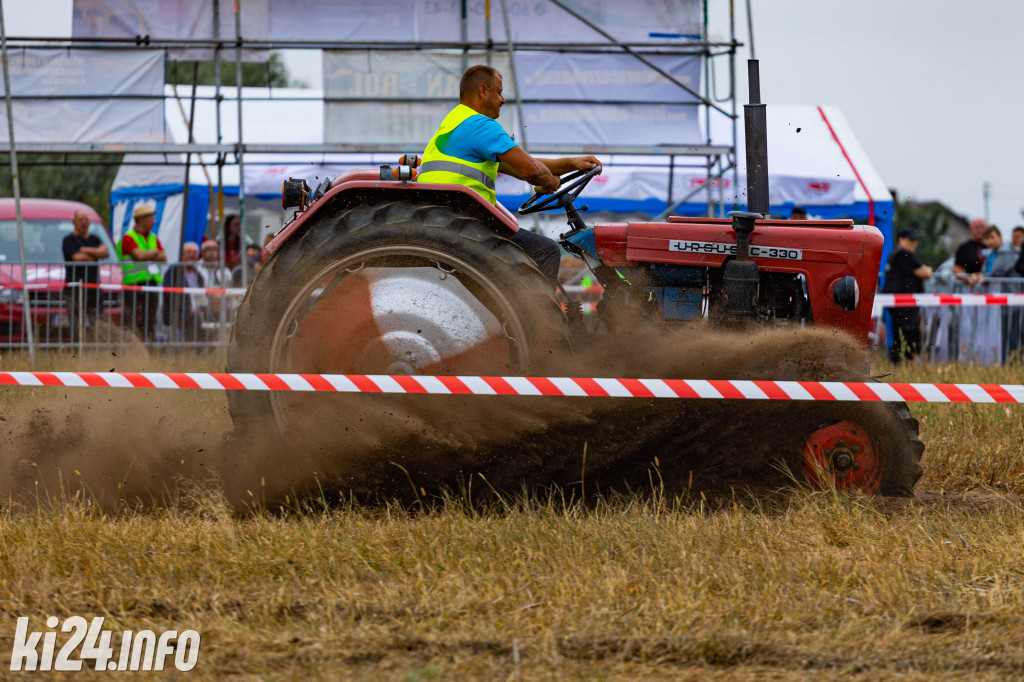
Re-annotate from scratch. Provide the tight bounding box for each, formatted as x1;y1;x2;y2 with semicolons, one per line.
802;420;883;493
286;266;512;375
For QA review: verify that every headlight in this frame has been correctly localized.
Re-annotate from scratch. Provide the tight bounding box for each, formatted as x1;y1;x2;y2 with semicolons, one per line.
832;275;859;311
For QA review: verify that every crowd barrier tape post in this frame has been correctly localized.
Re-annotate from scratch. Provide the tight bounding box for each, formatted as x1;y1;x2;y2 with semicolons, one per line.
0;371;1023;403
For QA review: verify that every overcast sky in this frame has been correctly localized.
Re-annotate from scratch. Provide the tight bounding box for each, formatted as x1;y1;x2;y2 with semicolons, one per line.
5;0;1024;233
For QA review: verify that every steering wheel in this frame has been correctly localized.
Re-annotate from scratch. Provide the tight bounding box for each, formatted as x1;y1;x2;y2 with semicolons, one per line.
518;166;602;215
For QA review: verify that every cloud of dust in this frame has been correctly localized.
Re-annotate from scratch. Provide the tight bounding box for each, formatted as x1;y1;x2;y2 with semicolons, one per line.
0;326;875;511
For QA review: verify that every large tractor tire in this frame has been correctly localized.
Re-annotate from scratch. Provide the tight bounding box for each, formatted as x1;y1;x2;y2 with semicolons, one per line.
226;200;571;436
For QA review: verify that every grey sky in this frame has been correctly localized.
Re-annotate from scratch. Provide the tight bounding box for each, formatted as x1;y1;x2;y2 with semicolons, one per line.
4;0;1022;233
714;0;1024;233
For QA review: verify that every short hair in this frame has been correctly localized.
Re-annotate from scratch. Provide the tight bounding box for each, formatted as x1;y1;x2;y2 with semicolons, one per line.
460;65;500;99
183;241;199;251
1013;226;1024;234
982;226;1001;239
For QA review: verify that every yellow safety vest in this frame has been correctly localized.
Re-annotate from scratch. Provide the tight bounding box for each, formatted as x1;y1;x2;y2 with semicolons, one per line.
117;229;163;285
418;104;501;205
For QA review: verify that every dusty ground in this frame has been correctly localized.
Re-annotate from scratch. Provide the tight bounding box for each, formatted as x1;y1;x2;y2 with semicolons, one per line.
0;336;1021;679
0;327;891;510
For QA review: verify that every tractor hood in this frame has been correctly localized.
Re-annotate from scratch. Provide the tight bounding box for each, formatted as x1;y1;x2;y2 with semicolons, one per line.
592;217;882;269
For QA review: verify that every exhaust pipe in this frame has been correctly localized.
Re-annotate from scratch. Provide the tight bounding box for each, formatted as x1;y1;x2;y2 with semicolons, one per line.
720;60;770;320
744;59;769;215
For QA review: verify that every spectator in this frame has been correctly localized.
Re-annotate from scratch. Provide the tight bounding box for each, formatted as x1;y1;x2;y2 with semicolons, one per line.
162;241;204;342
199;239;233;287
222;214;243;269
117;204;165;341
953;217;986;289
198;239;233;323
883;228;932;362
232;243;263;287
246;243;263;273
981;227;1020;364
1016;231;1024;276
1009;228;1024;360
790;206;808;220
1011;226;1024;254
982;226;1017;277
62;208;109;341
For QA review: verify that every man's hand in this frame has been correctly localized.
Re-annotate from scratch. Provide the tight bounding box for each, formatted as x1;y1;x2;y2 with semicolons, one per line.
536;174;561;194
569;155;601;173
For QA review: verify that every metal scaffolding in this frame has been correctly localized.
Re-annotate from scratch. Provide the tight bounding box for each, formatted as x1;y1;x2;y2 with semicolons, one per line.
0;0;745;358
1;0;742;213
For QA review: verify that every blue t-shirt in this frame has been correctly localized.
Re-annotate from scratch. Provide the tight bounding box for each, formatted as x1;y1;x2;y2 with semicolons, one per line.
436;114;517;163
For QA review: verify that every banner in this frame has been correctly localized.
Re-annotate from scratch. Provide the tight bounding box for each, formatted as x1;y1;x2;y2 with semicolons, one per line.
267;0;417;42
74;0;701;55
518;52;700;103
276;0;702;44
324;51;512;147
324;50;702;148
424;0;704;44
0;49;165;144
72;0;269;61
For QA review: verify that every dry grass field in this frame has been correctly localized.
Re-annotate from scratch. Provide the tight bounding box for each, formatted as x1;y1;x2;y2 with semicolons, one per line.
0;352;1022;679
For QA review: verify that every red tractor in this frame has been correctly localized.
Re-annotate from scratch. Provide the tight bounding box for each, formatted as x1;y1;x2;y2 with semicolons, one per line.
226;67;923;497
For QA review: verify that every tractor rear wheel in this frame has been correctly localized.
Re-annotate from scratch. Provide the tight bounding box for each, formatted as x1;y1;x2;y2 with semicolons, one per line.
226;200;571;435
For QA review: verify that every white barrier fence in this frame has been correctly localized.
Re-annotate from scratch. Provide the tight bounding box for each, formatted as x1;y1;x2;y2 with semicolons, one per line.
0;261;248;352
4;263;1023;363
874;275;1024;365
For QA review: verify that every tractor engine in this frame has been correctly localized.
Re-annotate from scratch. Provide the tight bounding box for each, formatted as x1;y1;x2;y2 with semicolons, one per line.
565;212;882;343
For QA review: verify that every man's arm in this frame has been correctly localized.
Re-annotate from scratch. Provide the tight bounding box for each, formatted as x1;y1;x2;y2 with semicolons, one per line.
123;236;164;262
497;147;559;193
128;246;164;261
902;251;932;281
83;244;109;259
70;245;109;261
497;149;602;194
536;155;601;176
951;263;981;284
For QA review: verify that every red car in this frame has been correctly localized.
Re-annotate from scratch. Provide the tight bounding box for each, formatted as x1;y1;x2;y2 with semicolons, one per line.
0;198;122;343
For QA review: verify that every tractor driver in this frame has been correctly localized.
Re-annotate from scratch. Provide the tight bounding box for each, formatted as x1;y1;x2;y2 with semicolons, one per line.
418;65;601;285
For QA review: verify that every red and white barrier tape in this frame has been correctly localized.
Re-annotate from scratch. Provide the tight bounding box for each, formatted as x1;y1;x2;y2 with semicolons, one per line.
74;282;246;296
874;293;1024;308
1;371;1023;403
6;286;1018;305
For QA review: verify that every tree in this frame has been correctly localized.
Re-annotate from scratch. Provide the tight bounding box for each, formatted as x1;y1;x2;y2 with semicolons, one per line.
0;154;121;229
893;200;953;268
166;51;296;88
